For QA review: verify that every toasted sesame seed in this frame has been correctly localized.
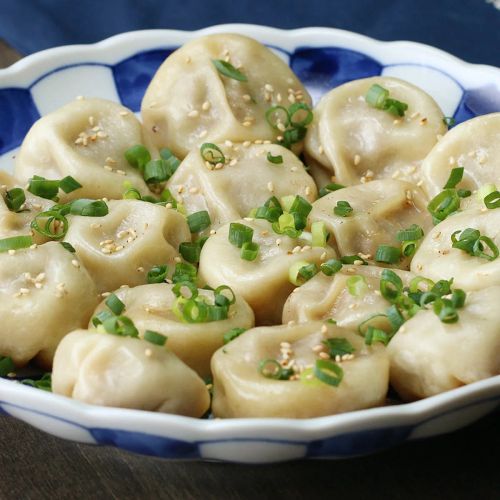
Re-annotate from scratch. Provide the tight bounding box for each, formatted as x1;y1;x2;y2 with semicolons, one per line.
313;344;324;353
267;181;274;193
419;117;428;126
318;145;324;155
319;351;330;360
201;101;211;111
354;154;361;166
71;259;80;268
305;186;311;196
103;165;113;171
119;111;129;117
321;324;328;334
145;348;153;357
290;166;298;172
242;121;252;127
174;256;182;263
187;110;199;118
242;94;252;102
243;141;251;147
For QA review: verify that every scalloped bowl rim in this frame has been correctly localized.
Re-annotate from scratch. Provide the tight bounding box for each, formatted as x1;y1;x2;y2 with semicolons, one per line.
0;24;499;446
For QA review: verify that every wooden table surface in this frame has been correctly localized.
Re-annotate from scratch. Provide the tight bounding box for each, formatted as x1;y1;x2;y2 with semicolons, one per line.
0;41;498;500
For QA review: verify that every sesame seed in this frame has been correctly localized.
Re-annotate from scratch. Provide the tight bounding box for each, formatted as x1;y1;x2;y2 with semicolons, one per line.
242;121;252;127
145;348;153;357
264;83;274;92
209;229;216;235
242;94;252;102
419;117;428;126
119;111;129;116
319;352;330;360
292;245;301;254
313;344;324;353
137;266;144;272
287;320;296;326
174;256;182;263
229;158;238;167
8;250;15;255
321;324;328;334
103;165;113;171
201;101;211;111
276;239;282;246
71;259;80;268
318;145;324;155
305;186;311;196
189;187;199;194
354;154;361;166
267;181;274;193
187;110;199;118
290;166;298;172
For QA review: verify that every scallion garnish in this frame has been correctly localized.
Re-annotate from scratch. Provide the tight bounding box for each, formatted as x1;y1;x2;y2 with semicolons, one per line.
333;200;353;217
289;260;318;286
59;176;83;194
311;221;328;247
379;269;403;302
200;143;225;165
69;199;109;217
179;241;202;263
105;293;126;316
60;242;76;253
27;176;61;201
265;106;290;130
21;373;52;391
396;224;424;242
319;183;345;198
340;255;368;265
484;190;500;209
143;159;169;184
0;235;33;253
375;245;401;264
172;281;199;300
160;148;181;173
212;59;247;82
272;212;300;238
451;228;499;261
187;210;211;233
443;167;464;189
365;84;408;117
288;102;314;128
457;189;472;198
443;116;456;127
313;359;343;386
4;188;26;212
364;326;391;346
346;275;368;297
31;210;69;240
144;330;167;346
477;183;497;202
427;188;460;224
259;359;289;380
0;356;15;376
432;298;459;324
223;327;247;345
101;315;139;338
266;152;283;164
320;258;343;276
146;265;168;284
172;262;197;284
228;222;254;248
358;313;391;336
322;338;355;358
240;241;259;261
125;145;151;171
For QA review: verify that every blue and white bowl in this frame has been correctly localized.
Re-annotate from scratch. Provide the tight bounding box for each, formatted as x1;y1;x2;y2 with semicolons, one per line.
0;25;499;463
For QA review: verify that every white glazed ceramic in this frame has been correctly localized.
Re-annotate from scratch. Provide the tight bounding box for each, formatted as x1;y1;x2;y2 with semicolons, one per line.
0;25;499;463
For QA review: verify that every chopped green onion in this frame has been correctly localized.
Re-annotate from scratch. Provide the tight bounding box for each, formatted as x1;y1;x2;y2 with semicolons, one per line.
427;189;460;224
179;241;202;263
21;373;52;391
105;293;125;315
223;327;246;345
433;298;459;323
290;195;312;218
386;305;405;331
340;255;368;265
69;199;108;217
259;359;286;379
401;241;418;257
280;126;307;148
320;258;343;276
375;245;401;264
473;236;499;261
272;212;300;237
313;359;343;387
288;102;313;127
443;167;464;189
451;289;466;309
379;269;403;302
125;145;151;171
172;281;199;299
443;116;456;127
31;210;68;240
0;356;15;376
451;228;499;261
432;278;454;296
311;221;327;247
60;242;76;253
358;313;391;335
123;187;142;200
457;189;472;198
484;191;500;209
143;159;170;184
364;326;391;346
212;59;247;82
159;148;181;174
92;310;114;327
4;188;26;212
267;152;283;164
144;330;167;346
319;183;345;198
27;177;60;200
187;210;211;233
0;235;33;253
333;200;353;217
200;143;225;165
396;224;424;242
265;106;290;130
59;176;82;194
365;84;408;116
173;297;209;323
346;275;368;297
288;260;317;286
477;183;497;202
172;262;197;284
241;241;259;261
214;285;236;307
409;276;435;293
147;265;168;284
229;222;254;248
102;315;139;337
322;338;355;358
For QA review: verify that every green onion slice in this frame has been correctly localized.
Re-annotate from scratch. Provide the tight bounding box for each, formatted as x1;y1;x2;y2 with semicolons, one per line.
200;143;225;165
346;275;368;297
364;326;391;346
333;200;353;217
311;221;327;247
427;189;460;224
172;262;197;284
443;167;464;189
172;281;199;300
31;210;68;240
125;145;151;171
265;106;290;130
223;327;246;345
375;245;401;264
102;315;139;337
267;152;283;164
4;188;26;212
484;190;500;209
319;183;345;198
443;116;456;127
259;359;284;379
229;222;254;248
240;241;259;261
289;260;318;286
322;337;355;358
27;177;61;200
340;254;368;265
69;199;108;217
0;235;33;253
187;210;211;233
143;159;169;184
396;224;424;242
60;241;76;253
288;102;313;127
365;84;389;108
144;330;167;346
214;285;236;307
379;269;403;302
0;356;15;376
105;293;126;315
433;298;459;323
179;241;202;264
147;264;168;284
313;359;343;387
212;59;247;82
59;176;82;194
320;258;342;276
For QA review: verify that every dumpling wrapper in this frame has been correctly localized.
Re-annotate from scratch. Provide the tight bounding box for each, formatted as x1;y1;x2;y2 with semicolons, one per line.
0;171;53;244
141;33;311;158
211;321;389;418
199;218;336;325
283;265;415;330
167;142;317;229
388;285;500;401
420;113;500;198
64;199;190;293
411;208;500;290
308;179;432;269
90;283;255;378
15;98;150;201
0;242;99;368
305;76;446;187
52;329;210;417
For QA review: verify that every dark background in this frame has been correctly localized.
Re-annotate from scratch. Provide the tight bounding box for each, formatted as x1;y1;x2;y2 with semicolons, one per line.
0;1;499;498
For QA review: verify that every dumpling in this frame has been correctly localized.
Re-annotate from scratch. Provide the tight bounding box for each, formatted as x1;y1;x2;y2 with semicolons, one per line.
420;113;500;198
167;142;317;228
283;265;415;329
0;241;98;368
0;171;53;244
64;199;190;293
90;283;255;378
305;76;446;187
411;207;500;290
198;218;336;325
141;33;312;158
388;286;500;401
52;329;210;417
308;179;432;268
211;321;389;418
15;98;150;201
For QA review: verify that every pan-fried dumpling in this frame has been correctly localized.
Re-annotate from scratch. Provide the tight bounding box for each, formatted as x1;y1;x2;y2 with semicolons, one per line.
15;98;150;201
0;242;98;368
420;113;500;198
52;329;210;416
90;283;255;378
64;199;190;293
141;33;312;159
0;171;53;244
283;265;415;329
411;208;500;290
308;179;432;268
198;218;336;325
211;321;389;418
388;286;500;401
167;143;317;228
305;76;446;187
